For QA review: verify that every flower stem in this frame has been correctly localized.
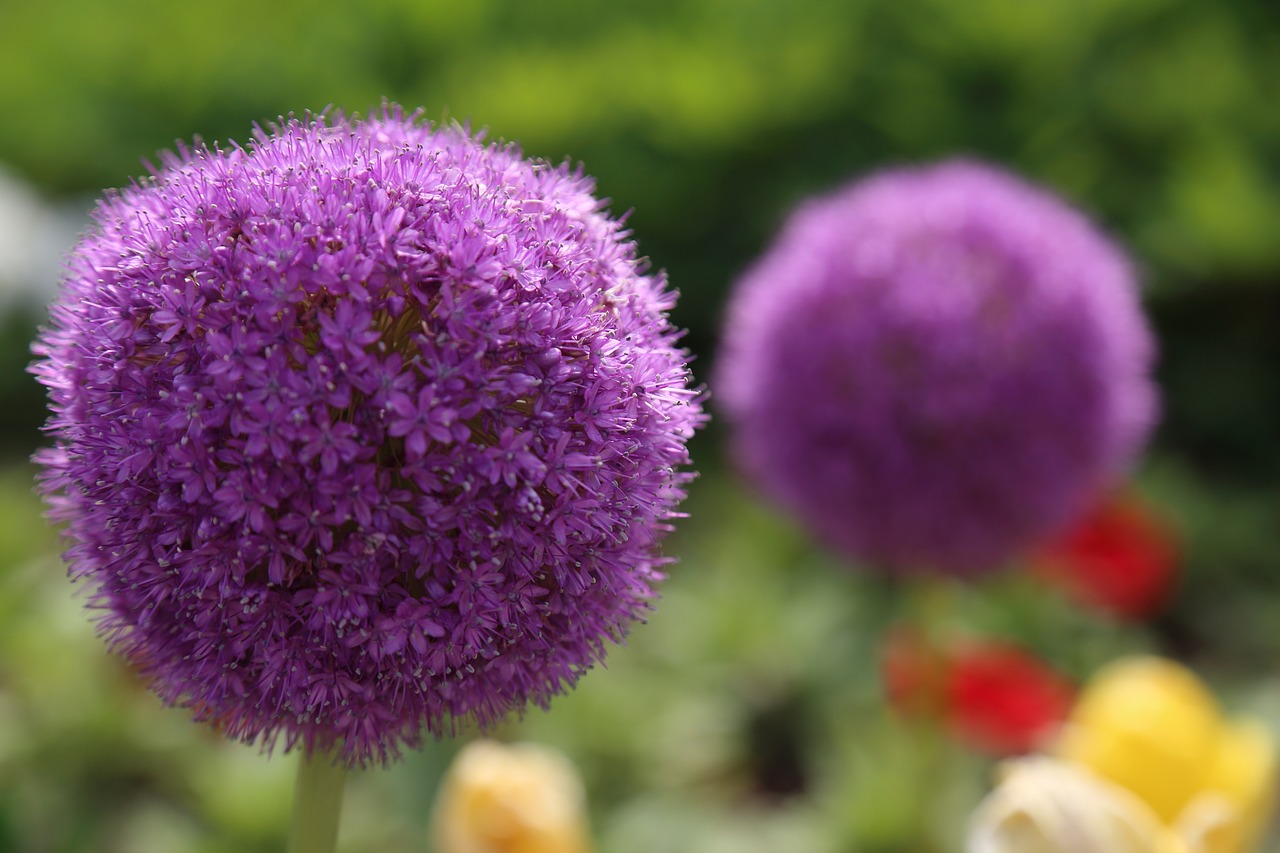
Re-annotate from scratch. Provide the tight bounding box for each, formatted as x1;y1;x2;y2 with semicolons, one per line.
287;749;347;853
905;574;959;853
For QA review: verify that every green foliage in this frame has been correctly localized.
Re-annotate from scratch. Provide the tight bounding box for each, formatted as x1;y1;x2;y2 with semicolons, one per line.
3;0;1278;292
4;0;1278;480
1;458;1276;851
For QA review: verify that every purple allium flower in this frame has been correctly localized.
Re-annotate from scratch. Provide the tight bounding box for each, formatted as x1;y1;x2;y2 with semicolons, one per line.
32;107;702;765
716;161;1156;575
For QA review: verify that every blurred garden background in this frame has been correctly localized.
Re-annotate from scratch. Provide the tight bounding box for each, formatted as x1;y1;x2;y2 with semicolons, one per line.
1;0;1279;850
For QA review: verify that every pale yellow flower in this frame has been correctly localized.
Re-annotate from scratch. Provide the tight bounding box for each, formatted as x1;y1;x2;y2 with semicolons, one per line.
1056;657;1276;853
432;740;592;853
967;756;1189;853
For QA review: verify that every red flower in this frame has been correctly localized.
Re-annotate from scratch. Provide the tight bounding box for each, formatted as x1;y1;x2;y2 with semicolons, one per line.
945;642;1076;756
1034;493;1178;620
880;628;1075;756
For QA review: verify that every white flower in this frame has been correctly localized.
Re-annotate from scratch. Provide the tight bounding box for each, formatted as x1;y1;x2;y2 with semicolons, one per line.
968;757;1188;853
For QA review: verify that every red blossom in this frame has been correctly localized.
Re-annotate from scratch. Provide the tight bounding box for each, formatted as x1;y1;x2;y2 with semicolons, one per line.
880;628;1075;756
1034;493;1178;620
945;642;1076;755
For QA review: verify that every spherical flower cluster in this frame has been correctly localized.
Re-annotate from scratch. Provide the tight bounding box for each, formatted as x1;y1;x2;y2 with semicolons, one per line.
33;108;703;765
716;161;1156;574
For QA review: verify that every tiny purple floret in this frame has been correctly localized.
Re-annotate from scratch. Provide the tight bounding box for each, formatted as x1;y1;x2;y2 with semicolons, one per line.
716;161;1156;575
33;107;703;765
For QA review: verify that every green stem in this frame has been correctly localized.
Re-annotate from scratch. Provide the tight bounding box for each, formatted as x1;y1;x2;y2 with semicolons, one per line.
286;749;347;853
905;574;958;853
909;573;958;641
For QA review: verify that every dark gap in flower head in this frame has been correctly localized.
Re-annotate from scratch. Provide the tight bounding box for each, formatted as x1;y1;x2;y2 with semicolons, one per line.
127;347;189;369
373;295;430;359
880;337;922;382
296;288;340;358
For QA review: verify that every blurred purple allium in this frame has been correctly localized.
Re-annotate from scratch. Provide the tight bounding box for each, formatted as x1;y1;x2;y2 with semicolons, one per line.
716;161;1156;575
32;108;703;765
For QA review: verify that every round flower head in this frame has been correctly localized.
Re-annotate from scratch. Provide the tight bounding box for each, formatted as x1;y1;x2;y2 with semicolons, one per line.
716;161;1155;574
32;108;702;765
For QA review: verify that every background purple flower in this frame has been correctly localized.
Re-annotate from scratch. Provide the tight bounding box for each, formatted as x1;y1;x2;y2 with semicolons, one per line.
716;161;1156;575
32;108;703;765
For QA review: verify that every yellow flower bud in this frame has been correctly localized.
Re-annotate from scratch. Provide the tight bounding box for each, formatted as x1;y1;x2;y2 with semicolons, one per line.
967;757;1188;853
1177;792;1244;853
432;740;592;853
1056;656;1277;853
1057;657;1221;824
1178;718;1277;853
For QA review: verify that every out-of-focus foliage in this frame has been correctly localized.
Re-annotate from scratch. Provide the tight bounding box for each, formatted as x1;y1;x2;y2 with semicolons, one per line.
7;460;1277;852
4;0;1280;299
3;0;1278;475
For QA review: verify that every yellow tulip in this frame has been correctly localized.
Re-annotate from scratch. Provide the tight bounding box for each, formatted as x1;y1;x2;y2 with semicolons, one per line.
1058;657;1221;823
431;740;592;853
967;757;1189;853
1178;718;1277;853
1056;656;1276;853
